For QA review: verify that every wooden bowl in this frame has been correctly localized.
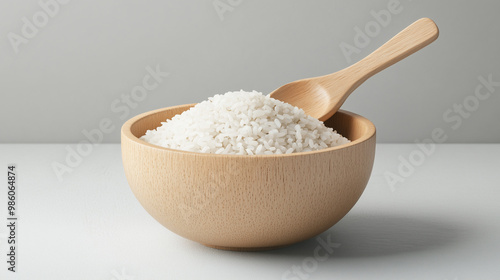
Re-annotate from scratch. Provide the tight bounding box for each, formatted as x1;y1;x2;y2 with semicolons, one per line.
121;104;376;251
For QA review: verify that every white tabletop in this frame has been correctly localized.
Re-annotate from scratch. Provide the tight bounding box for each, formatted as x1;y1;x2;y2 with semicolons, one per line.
0;144;499;280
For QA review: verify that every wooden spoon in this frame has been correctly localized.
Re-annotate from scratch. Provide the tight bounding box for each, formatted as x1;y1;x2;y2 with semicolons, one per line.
269;18;439;121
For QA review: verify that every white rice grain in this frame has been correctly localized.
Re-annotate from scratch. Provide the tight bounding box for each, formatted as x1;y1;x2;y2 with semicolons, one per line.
140;90;349;155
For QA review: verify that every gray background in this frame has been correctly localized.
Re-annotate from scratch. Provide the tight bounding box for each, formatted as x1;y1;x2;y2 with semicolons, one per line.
1;0;499;143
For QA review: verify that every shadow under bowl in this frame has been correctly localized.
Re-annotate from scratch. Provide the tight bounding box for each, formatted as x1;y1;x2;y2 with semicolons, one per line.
121;104;376;251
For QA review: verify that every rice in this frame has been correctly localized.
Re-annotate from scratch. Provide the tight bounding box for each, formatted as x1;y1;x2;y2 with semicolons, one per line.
140;90;350;155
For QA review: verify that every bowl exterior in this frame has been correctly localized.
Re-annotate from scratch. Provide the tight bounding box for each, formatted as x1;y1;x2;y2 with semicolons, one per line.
121;107;375;249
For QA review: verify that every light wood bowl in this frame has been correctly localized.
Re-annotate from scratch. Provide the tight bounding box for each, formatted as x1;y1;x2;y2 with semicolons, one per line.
121;104;376;251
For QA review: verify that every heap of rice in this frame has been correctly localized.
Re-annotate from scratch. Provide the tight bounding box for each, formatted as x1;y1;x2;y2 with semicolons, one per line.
140;90;349;155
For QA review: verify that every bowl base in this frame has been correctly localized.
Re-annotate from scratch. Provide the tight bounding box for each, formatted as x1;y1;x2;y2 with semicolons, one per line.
202;243;291;251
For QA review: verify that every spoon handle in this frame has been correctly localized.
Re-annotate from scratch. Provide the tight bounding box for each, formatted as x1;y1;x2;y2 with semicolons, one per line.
345;18;439;84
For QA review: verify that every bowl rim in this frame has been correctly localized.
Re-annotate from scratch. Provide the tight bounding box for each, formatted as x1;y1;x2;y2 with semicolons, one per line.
121;103;376;158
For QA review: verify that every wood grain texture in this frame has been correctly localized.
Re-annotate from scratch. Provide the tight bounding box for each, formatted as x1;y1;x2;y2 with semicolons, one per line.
121;105;376;250
270;18;439;121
